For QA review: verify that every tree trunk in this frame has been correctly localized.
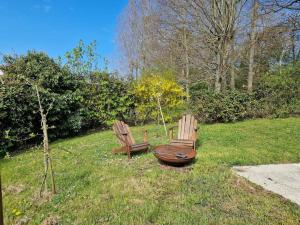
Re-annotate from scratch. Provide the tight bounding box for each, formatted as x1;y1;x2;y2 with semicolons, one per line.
230;65;235;90
42;114;48;192
215;52;222;93
135;64;139;80
129;62;134;80
229;34;236;90
42;115;56;194
35;85;56;195
247;0;258;92
221;54;227;91
183;27;190;101
157;97;168;137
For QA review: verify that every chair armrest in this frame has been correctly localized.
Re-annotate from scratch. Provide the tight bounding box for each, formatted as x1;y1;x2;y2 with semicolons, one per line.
168;126;178;141
192;126;198;144
168;125;178;131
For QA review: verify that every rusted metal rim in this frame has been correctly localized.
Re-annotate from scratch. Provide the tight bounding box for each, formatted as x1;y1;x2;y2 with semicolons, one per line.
153;144;196;164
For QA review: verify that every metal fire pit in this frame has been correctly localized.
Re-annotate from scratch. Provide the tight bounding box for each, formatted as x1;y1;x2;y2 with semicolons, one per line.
153;144;196;165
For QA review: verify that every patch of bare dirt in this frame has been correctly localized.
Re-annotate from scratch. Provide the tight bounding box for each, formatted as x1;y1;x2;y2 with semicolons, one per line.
31;191;53;206
15;216;31;225
233;177;256;193
40;216;59;225
159;164;193;172
4;184;25;194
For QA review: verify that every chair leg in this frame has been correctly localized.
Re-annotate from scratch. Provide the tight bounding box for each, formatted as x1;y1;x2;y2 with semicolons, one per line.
127;146;131;160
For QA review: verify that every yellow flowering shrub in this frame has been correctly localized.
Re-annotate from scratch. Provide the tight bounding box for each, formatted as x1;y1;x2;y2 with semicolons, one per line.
133;74;186;123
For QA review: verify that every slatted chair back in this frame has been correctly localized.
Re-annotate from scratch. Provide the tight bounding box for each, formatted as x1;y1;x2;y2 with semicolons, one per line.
113;121;135;147
177;114;197;141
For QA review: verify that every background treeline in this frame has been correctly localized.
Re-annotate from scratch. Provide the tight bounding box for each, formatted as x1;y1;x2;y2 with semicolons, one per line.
116;0;300;118
118;0;300;93
1;0;300;155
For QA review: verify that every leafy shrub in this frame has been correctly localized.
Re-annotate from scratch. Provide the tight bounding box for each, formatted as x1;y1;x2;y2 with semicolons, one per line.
190;88;257;123
133;74;186;124
255;63;300;117
81;71;135;128
0;79;39;156
0;52;84;153
190;63;300;123
0;52;136;155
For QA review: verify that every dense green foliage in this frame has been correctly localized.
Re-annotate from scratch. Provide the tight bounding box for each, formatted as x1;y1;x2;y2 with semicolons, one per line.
0;52;83;156
81;71;135;128
0;52;134;155
0;50;299;155
190;88;256;123
1;118;300;224
190;63;300;123
255;63;300;117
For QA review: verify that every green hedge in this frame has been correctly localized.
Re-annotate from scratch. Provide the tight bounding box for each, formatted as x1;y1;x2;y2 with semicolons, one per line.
0;52;84;156
190;63;300;123
190;89;257;123
0;52;134;156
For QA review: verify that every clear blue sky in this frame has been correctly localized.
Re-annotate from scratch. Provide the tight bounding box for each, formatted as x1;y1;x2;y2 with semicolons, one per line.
0;0;128;71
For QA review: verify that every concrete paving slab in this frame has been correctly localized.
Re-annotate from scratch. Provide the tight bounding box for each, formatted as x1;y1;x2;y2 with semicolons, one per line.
232;163;300;206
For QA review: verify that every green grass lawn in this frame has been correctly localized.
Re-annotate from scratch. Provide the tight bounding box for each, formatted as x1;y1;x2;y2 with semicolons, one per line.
1;117;300;224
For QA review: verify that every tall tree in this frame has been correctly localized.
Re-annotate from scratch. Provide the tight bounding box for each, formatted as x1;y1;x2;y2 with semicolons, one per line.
248;0;258;92
65;40;100;79
189;0;241;92
117;0;299;92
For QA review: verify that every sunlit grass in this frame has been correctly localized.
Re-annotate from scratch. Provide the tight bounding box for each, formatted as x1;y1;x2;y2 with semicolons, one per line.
1;117;300;224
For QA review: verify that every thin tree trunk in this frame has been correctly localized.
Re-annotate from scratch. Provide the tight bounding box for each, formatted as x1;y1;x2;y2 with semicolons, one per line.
42;115;49;193
35;85;56;195
279;48;286;74
248;0;258;92
129;62;134;80
291;30;296;62
230;51;236;90
215;52;222;93
230;65;235;90
157;97;168;137
183;27;190;101
229;33;236;90
221;54;227;91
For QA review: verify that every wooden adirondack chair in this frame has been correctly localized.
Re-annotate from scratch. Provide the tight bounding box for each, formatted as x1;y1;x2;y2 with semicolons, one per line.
112;120;149;159
169;114;198;150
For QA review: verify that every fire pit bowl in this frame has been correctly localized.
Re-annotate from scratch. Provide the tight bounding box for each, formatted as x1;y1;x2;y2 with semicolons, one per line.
153;144;196;165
